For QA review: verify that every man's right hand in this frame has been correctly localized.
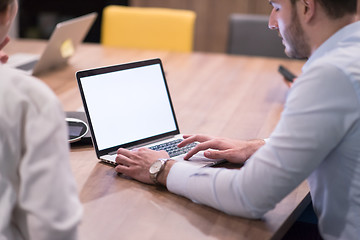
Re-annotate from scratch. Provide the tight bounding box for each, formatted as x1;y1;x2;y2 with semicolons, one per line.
178;134;265;164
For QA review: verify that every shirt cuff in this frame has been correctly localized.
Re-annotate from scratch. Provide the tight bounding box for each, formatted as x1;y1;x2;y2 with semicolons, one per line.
166;162;202;196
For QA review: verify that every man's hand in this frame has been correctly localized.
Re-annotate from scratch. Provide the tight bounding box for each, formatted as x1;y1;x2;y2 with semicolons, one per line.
178;135;265;164
283;77;293;88
283;77;297;88
0;36;10;64
115;148;170;184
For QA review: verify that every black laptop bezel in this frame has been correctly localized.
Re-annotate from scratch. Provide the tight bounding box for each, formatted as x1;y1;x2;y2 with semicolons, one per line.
76;58;180;158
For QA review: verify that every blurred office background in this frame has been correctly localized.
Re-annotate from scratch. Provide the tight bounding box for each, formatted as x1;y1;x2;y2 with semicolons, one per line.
9;0;360;53
9;0;271;53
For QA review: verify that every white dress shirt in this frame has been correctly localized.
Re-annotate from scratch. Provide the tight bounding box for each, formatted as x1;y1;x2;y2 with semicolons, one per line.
167;21;360;240
0;66;82;240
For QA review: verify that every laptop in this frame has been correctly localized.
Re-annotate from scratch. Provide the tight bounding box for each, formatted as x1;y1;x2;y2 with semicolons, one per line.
76;58;225;167
7;12;97;76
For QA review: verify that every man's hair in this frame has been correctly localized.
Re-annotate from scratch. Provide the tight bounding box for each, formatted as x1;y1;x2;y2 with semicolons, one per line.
0;0;13;13
291;0;357;19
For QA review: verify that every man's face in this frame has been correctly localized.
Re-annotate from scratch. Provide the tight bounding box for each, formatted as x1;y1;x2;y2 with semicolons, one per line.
268;0;311;59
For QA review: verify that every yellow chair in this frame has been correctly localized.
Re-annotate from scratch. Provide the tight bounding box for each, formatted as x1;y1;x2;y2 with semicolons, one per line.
101;5;196;52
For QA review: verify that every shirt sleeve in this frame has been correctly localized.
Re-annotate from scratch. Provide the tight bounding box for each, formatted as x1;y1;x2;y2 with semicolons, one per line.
17;81;82;240
167;62;359;218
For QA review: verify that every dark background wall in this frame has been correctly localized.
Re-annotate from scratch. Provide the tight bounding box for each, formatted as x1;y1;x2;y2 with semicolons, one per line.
18;0;128;42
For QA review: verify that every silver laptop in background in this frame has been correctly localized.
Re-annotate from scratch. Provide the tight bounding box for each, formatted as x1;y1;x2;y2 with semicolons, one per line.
76;58;225;167
7;12;97;76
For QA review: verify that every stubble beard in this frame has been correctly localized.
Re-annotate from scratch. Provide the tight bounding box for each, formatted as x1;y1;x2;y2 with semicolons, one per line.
282;6;311;59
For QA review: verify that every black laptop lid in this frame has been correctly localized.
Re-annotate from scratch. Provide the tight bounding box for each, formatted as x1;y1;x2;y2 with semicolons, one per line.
76;58;180;157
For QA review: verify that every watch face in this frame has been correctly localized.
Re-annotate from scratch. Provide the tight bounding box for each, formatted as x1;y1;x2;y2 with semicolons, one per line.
149;161;162;174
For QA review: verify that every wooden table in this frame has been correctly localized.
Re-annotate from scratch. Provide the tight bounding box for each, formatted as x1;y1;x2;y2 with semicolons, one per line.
5;39;309;240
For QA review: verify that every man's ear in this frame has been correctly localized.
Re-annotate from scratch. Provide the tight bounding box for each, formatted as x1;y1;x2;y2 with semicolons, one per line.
0;5;11;25
299;0;316;22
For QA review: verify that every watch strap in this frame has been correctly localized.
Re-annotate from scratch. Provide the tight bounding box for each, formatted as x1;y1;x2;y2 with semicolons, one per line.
150;158;170;184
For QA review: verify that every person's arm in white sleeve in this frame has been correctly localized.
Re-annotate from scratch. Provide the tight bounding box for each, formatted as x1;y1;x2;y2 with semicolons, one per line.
18;82;82;240
165;63;359;218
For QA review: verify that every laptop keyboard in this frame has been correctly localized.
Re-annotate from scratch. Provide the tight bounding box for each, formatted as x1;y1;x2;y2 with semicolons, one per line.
149;139;197;157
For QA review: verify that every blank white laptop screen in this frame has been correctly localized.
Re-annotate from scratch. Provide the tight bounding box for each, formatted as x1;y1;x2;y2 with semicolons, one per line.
78;63;177;151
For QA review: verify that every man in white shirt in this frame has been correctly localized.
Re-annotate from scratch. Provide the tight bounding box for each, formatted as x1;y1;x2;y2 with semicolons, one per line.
114;0;360;239
0;0;82;239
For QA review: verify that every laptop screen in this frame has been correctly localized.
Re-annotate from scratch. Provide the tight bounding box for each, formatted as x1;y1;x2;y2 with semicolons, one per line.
77;59;179;155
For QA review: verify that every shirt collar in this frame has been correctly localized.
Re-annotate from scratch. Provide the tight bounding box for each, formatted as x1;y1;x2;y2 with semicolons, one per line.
302;21;360;72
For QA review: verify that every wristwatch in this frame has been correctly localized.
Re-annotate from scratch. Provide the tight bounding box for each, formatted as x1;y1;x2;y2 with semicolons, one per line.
149;158;170;184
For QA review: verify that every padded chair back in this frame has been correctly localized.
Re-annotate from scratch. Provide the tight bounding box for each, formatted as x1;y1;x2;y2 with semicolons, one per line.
101;5;196;52
227;14;288;58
